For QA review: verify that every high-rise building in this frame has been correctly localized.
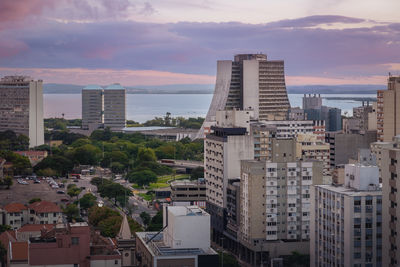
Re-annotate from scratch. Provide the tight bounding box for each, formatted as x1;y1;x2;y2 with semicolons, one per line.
311;164;382;267
82;84;126;131
325;131;377;168
0;76;44;147
303;94;322;110
199;53;290;137
82;85;103;129
239;160;323;265
104;84;126;129
377;76;400;142
381;135;400;267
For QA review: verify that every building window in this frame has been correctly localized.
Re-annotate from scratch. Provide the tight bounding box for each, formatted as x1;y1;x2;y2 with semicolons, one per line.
71;237;79;245
114;260;118;265
74;264;79;267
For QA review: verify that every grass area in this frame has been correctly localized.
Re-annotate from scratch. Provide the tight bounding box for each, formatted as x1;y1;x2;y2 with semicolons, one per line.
138;193;154;201
132;174;190;190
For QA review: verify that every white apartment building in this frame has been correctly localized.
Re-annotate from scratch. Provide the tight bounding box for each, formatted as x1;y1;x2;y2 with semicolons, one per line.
311;164;382;267
239;160;323;262
0;76;44;147
261;120;325;140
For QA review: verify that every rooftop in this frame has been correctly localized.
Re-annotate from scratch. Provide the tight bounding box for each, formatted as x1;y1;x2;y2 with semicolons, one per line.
28;201;61;213
18;224;54;232
168;205;208;217
136;232;216;257
4;203;27;213
315;184;382;196
105;83;125;90
83;84;102;90
10;242;28;261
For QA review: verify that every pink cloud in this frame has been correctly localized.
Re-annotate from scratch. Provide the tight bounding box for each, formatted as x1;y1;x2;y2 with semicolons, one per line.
0;0;54;26
0;67;215;86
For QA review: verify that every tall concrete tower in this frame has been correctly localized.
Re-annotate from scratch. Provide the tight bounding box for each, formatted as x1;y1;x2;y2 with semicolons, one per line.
0;76;44;147
198;53;290;138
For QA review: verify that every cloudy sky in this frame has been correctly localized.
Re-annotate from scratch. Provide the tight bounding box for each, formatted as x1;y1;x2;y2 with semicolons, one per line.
0;0;399;87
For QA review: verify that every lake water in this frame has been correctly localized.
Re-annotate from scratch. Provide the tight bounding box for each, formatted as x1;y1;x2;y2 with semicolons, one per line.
44;93;377;123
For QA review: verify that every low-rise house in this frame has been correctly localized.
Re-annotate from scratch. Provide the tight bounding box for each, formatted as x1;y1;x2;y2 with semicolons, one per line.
28;201;62;224
3;203;28;230
0;221;121;267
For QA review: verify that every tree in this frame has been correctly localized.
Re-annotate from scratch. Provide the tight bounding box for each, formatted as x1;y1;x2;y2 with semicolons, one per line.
72;144;101;165
98;216;122;237
3;176;12;189
190;167;204;180
146;210;163;231
34;155;73;176
29;198;41;204
127;170;157;186
136;147;157;164
63;204;80;222
286;251;310;267
0;242;6;267
36;168;57;177
0;225;11;234
79;193;97;210
67;185;82;199
88;206;120;227
140;211;151;226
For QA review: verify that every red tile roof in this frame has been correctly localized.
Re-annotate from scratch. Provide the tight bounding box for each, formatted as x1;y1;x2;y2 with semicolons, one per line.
28;201;61;213
18;224;54;232
10;242;28;261
3;203;27;213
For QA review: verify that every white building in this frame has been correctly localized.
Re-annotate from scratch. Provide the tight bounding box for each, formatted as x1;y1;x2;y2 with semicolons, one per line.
311;164;382;267
0;76;44;147
82;85;104;129
163;206;210;250
261;120;325;140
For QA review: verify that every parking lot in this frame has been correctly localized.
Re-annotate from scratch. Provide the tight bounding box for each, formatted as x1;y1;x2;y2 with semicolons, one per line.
0;178;71;206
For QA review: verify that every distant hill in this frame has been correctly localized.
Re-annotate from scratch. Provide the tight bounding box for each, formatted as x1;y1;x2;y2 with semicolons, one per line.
43;83;384;94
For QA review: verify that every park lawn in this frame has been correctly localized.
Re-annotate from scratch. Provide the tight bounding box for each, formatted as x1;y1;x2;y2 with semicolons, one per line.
138;193;154;201
131;174;190;189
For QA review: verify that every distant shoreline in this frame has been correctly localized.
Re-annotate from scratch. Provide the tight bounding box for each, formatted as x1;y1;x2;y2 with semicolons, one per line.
43;92;378;95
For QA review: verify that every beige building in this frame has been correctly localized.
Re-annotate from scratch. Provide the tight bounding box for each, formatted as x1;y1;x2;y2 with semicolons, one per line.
381;135;400;267
0;76;44;147
311;164;382;267
296;133;331;183
239;160;323;265
170;179;206;207
377;76;400;141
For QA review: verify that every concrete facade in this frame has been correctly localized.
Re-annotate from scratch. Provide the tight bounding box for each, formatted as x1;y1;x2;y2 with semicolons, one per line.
326;131;377;168
377;76;400;142
103;85;126;130
82;85;126;131
381;135;400;267
311;164;382;267
0;76;44;147
239;160;323;263
198;53;290;138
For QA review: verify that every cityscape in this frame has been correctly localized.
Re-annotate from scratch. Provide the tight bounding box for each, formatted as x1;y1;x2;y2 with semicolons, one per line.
0;1;400;267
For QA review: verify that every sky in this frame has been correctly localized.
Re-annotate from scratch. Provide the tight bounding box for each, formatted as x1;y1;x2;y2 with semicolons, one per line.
0;0;399;87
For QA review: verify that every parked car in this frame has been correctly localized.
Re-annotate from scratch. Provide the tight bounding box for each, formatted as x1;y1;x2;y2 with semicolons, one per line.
57;190;65;194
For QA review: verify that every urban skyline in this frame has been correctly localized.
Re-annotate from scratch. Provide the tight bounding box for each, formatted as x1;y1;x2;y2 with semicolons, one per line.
0;1;399;87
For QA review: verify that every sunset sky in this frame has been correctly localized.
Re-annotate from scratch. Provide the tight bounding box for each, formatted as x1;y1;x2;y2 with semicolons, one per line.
0;0;399;87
